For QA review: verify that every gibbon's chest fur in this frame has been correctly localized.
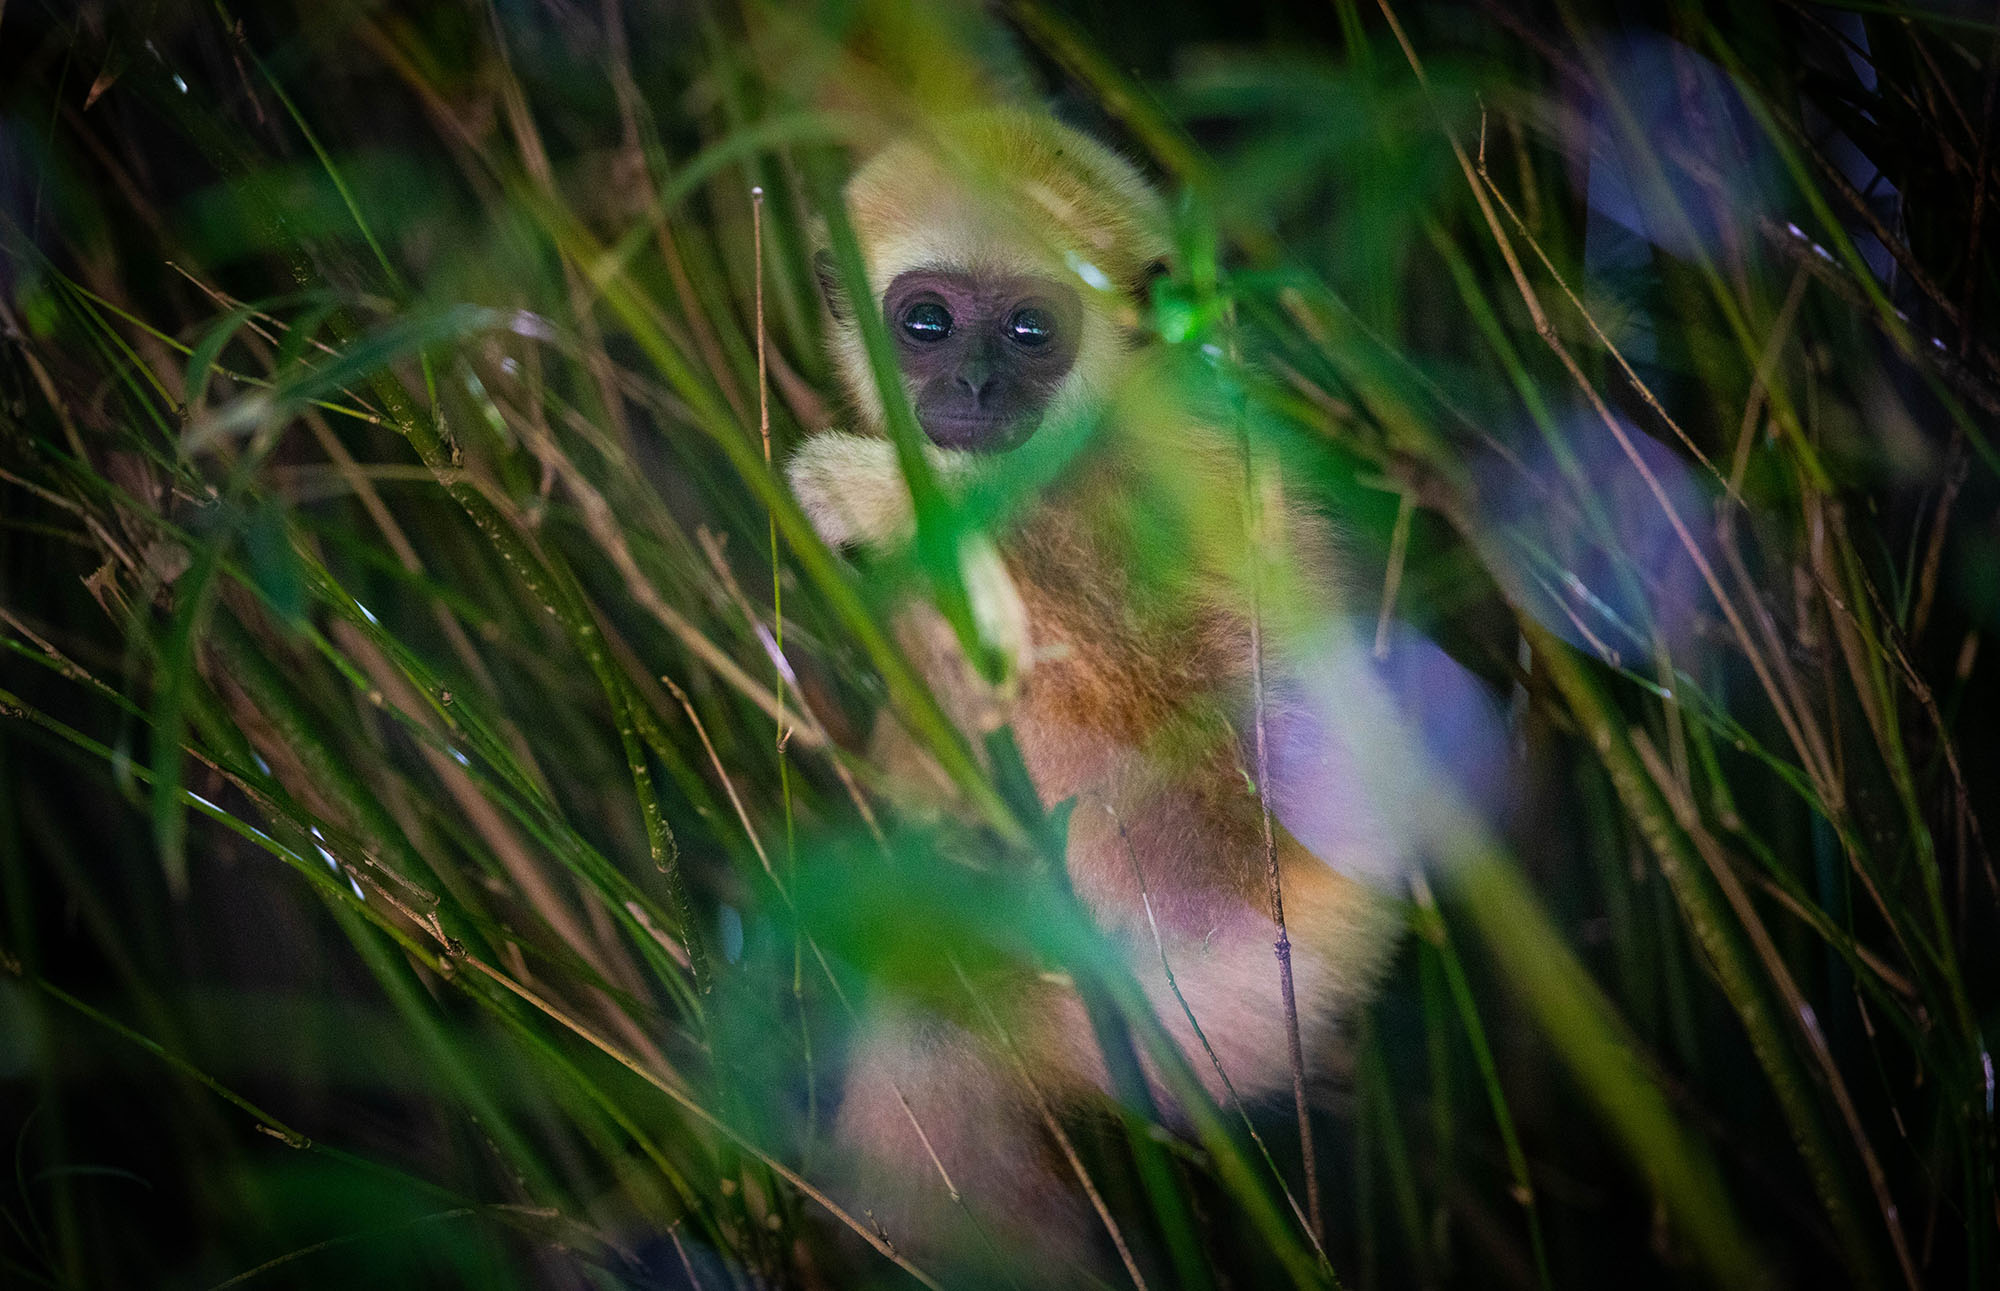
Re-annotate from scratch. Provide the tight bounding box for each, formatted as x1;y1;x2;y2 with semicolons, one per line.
862;431;1396;1100
874;442;1254;826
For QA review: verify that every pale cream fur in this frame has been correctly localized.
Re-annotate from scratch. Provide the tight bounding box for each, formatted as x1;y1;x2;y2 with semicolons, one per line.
785;430;938;549
781;430;1040;562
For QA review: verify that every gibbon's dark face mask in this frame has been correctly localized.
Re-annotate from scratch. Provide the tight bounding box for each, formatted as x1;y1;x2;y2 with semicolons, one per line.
881;267;1083;452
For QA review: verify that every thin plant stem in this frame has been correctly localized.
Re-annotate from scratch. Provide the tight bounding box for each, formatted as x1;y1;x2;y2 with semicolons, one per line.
1239;386;1322;1246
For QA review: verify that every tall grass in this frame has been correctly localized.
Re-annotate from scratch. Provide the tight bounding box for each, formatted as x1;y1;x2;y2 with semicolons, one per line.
1;1;1995;1287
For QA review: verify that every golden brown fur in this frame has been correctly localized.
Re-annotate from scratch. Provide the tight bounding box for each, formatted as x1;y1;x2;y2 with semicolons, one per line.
790;111;1401;1282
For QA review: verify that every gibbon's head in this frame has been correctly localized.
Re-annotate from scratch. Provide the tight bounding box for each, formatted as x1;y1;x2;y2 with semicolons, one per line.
818;109;1170;454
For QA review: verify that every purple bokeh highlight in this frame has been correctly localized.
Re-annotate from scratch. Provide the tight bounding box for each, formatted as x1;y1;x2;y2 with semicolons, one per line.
1480;411;1714;668
1262;620;1511;890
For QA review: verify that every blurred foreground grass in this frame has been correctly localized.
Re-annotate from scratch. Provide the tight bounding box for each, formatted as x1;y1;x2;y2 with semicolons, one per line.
1;1;1997;1287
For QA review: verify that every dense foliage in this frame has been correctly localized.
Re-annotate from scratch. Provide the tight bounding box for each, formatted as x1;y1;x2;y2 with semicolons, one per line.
1;1;1996;1287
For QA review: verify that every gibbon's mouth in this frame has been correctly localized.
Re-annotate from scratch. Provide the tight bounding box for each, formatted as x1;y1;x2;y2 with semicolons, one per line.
917;410;1038;454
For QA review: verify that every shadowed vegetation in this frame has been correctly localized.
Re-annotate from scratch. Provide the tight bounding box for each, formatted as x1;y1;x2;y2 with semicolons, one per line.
1;1;1996;1287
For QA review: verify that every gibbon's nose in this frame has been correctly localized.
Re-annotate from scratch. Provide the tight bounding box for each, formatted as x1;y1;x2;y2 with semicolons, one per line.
955;350;999;407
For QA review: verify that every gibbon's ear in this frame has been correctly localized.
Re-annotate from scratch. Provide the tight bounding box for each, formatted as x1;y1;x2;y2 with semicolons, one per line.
1137;257;1171;307
813;249;849;322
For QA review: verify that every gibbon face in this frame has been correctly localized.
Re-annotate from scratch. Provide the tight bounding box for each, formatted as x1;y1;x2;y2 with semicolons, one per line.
815;109;1172;465
883;267;1083;451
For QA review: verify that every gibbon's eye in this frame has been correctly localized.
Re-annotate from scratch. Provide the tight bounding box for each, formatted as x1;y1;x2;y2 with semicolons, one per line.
1007;306;1054;347
902;301;953;342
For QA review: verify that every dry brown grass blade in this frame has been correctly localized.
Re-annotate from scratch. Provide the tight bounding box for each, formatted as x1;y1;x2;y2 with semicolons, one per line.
956;954;1152;1291
498;391;822;748
1472;116;1726;489
693;525;886;843
1632;730;1920;1291
1240;412;1323;1245
330;618;673;1072
1102;797;1329;1266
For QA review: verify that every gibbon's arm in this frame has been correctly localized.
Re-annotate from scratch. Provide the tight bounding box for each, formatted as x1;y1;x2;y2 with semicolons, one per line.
787;430;986;552
787;431;909;550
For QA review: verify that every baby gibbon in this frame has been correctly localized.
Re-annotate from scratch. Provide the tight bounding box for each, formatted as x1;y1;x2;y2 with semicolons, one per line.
789;108;1402;1283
